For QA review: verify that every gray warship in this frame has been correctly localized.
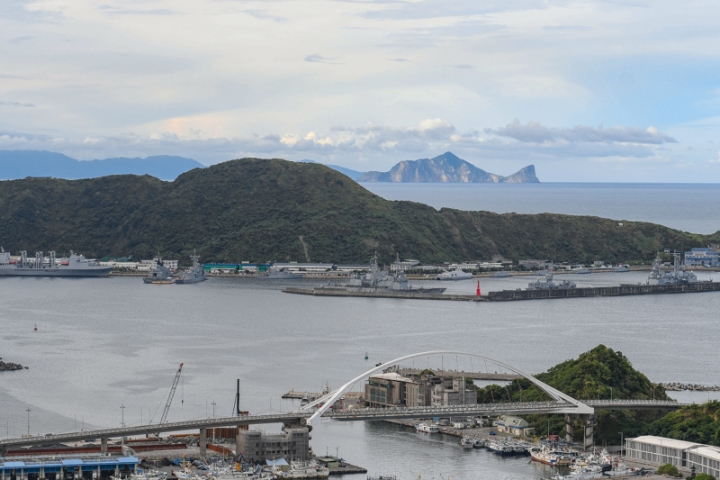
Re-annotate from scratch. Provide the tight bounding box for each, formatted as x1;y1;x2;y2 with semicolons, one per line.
328;253;446;294
143;256;176;284
0;249;112;277
648;251;697;285
526;264;577;290
175;251;207;284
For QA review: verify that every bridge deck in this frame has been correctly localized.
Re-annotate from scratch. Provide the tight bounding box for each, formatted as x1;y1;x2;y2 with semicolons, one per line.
0;400;684;450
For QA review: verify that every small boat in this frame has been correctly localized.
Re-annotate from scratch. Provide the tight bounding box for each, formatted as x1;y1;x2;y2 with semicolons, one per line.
461;435;474;450
613;265;629;272
415;423;439;434
436;267;473;281
473;437;485;448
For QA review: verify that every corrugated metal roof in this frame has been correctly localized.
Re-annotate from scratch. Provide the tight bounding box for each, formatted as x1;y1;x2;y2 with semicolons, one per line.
117;457;139;464
630;435;700;450
2;462;26;468
689;445;720;461
61;459;84;466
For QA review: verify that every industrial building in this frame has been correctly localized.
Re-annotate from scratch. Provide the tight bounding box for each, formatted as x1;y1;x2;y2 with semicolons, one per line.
684;248;719;267
625;436;720;478
236;427;310;463
364;372;477;409
0;456;139;480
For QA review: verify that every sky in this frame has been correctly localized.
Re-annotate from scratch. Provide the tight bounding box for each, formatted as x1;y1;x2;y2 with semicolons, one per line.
1;0;720;182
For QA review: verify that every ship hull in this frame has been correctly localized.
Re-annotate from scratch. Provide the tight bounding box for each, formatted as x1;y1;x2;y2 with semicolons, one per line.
0;267;112;277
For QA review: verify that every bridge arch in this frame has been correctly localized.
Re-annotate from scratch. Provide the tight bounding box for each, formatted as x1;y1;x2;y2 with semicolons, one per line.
303;350;593;425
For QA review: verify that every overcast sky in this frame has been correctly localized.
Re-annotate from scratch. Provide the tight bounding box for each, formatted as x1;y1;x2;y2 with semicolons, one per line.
2;0;720;182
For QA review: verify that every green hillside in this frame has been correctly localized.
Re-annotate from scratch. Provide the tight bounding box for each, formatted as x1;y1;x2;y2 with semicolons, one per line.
0;158;712;263
476;345;669;444
646;401;720;446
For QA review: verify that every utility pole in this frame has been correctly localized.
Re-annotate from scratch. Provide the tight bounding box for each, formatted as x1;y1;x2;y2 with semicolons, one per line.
120;404;125;427
26;407;31;436
619;432;624;457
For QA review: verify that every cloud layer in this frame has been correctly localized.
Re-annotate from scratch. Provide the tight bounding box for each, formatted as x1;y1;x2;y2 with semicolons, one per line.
1;0;720;181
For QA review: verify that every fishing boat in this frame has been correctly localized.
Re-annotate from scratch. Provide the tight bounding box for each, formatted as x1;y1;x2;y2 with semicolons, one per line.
461;435;474;449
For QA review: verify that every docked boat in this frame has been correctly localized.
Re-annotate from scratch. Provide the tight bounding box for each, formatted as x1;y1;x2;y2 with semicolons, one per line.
0;249;112;277
175;251;207;284
415;423;439;434
572;267;591;274
460;435;474;449
526;270;576;290
613;265;629;272
530;445;573;466
648;252;697;285
143;256;176;284
486;440;514;455
274;460;329;479
492;271;512;278
436;267;473;281
328;253;446;294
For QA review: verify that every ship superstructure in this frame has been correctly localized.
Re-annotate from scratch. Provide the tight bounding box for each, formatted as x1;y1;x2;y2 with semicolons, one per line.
0;249;112;277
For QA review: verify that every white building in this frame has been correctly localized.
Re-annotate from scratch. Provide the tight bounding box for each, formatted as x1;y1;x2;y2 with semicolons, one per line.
493;415;535;436
626;436;720;478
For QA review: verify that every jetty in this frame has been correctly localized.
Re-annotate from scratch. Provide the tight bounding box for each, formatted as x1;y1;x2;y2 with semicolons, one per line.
283;286;486;301
487;281;720;301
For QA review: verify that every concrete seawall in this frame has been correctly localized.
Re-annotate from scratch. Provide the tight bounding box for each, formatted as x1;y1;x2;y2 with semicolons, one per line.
488;281;720;301
283;286;486;301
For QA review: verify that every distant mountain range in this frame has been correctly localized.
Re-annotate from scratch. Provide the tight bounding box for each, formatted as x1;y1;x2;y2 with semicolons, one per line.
0;150;204;181
357;152;539;183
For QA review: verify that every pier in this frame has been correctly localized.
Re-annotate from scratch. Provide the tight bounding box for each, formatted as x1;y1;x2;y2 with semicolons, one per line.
487;281;720;301
283;286;485;301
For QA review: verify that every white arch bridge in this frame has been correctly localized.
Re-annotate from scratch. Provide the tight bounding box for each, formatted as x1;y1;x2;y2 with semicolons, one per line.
0;351;683;455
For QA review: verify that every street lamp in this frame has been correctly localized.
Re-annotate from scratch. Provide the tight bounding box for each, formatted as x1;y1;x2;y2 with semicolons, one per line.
26;407;31;436
619;432;624;457
610;387;613;401
120;404;125;427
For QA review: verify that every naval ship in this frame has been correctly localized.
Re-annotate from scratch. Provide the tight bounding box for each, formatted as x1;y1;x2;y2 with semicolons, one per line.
0;249;112;277
175;251;207;284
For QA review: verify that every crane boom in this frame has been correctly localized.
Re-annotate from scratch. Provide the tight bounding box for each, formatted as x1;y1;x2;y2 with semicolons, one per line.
160;363;183;424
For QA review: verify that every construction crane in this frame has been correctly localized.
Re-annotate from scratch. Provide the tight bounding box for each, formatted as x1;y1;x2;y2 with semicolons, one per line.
159;363;184;424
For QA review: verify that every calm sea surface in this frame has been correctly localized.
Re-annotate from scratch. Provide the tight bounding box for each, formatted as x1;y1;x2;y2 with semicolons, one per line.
2;274;720;480
361;183;720;234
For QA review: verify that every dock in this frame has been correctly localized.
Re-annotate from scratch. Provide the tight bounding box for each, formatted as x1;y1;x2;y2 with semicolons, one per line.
488;281;720;301
283;286;486;301
284;281;720;302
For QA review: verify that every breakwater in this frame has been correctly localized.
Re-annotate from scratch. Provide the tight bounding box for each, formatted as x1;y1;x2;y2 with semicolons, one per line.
0;358;25;371
283;286;486;301
487;281;720;301
662;383;720;392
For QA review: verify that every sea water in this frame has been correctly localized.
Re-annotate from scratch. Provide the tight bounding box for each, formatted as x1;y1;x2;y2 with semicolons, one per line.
1;274;719;479
361;182;720;234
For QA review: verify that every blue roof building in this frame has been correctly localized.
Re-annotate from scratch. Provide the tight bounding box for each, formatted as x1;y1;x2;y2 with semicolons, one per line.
0;456;139;480
685;248;719;267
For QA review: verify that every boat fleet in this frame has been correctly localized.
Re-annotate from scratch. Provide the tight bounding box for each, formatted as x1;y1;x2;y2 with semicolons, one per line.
129;458;329;480
144;252;207;285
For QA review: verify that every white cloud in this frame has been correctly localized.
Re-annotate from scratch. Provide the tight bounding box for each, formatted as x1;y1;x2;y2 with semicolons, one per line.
489;120;677;145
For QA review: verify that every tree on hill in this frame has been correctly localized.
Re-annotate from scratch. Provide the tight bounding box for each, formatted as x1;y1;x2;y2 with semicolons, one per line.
476;345;669;445
645;401;720;446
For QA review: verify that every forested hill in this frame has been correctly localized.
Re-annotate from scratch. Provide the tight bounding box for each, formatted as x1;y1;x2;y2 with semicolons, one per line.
0;158;713;264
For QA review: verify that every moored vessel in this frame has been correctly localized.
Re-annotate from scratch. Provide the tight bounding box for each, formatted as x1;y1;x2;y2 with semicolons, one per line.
143;256;176;284
0;249;112;277
436;267;473;281
175;251;207;284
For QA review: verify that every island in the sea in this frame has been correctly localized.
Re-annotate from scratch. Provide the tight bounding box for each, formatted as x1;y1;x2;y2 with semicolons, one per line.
358;151;539;183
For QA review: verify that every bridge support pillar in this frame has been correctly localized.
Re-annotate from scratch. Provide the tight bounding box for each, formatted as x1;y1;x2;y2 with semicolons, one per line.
564;414;595;449
101;438;108;454
199;428;207;458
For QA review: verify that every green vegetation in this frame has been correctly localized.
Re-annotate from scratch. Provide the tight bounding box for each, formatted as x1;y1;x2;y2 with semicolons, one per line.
0;158;713;263
657;463;680;476
646;401;720;446
476;345;668;444
695;473;717;480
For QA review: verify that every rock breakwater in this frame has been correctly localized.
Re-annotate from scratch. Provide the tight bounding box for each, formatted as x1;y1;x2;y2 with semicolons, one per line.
0;357;26;371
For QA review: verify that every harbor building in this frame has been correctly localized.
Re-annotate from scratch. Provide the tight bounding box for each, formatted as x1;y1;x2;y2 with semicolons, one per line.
0;456;139;480
684;248;719;267
364;373;476;408
625;436;720;478
492;415;535;436
236;427;310;463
